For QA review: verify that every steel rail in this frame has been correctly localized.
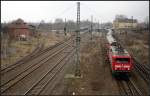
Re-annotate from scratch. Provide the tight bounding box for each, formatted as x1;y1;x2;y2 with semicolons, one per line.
24;49;75;95
1;39;72;87
1;36;73;73
1;40;74;93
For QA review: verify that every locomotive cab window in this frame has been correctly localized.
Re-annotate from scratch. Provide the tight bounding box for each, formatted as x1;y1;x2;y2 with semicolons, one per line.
115;58;130;63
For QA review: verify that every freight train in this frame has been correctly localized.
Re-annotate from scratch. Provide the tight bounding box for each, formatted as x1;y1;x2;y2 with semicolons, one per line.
106;29;133;76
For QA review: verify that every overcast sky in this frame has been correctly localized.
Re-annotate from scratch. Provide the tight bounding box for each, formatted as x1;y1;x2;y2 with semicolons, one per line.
1;1;149;23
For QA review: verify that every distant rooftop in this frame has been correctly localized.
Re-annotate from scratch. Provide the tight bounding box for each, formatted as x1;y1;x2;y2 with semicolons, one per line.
6;18;29;29
114;18;137;23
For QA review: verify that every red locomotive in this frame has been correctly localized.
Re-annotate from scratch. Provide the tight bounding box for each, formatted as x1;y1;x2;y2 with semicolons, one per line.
106;29;133;75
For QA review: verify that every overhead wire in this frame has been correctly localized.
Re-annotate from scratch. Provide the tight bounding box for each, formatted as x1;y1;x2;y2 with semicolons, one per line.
80;2;102;22
50;3;76;22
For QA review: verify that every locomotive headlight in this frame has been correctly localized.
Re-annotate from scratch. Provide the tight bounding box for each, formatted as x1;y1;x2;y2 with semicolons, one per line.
115;65;121;68
124;66;130;68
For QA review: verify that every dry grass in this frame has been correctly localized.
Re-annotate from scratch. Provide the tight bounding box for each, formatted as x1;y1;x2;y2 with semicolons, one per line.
1;37;38;68
1;32;70;68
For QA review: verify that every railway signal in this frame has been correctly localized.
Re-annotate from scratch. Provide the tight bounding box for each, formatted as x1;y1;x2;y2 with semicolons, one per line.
64;18;67;36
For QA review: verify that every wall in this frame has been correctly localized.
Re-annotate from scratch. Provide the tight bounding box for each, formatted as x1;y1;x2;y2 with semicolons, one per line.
113;21;137;29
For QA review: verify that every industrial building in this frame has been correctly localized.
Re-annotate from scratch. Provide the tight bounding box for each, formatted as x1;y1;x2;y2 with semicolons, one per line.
113;18;138;29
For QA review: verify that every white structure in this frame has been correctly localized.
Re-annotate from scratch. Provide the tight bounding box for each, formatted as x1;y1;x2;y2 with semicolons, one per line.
106;29;116;45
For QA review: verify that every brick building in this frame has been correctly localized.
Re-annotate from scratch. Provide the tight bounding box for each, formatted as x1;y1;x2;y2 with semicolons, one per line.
5;18;32;40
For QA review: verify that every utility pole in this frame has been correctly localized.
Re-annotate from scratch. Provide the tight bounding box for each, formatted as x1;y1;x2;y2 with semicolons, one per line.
37;21;42;46
146;19;149;29
98;20;100;32
91;15;93;40
64;18;67;36
75;2;81;77
131;16;133;29
37;23;40;45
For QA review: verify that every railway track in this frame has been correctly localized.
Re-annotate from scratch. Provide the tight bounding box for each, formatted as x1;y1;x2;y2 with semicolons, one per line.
1;39;73;79
0;31;90;95
116;78;142;96
1;36;72;73
25;49;75;95
133;58;150;84
1;36;75;95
